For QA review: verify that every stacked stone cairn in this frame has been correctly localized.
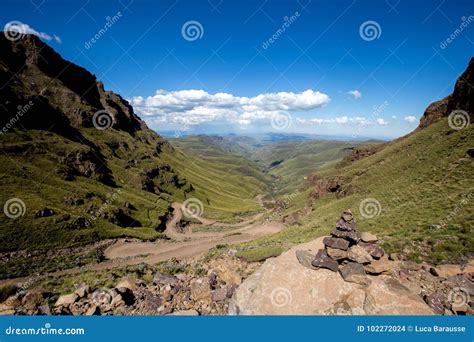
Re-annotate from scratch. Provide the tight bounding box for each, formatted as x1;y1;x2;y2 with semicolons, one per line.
310;209;389;285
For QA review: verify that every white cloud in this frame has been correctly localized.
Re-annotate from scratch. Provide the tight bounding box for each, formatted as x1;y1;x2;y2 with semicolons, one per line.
131;89;330;126
376;118;388;125
4;21;61;43
404;115;417;123
347;90;362;99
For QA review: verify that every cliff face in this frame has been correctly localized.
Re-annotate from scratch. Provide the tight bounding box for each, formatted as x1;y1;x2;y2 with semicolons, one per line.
419;58;473;128
0;34;145;138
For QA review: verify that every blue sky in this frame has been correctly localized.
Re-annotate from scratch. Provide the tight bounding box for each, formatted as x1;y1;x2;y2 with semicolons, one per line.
1;0;473;139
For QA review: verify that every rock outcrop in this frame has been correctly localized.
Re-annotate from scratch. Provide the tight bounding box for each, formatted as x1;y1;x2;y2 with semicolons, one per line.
419;57;473;128
230;211;474;316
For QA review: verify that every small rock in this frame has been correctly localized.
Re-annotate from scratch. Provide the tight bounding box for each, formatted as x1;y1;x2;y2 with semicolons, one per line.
153;273;178;286
111;295;125;308
341;209;353;222
424;292;446;315
296;250;317;269
143;292;162;311
323;237;350;251
339;262;370;285
326;247;348;260
360;232;378;243
190;278;211;301
21;289;46;309
331;229;361;243
211;287;227;302
311;249;338;272
116;277;136;293
358;242;384;259
347;245;372;264
55;293;78;307
74;285;90;299
364;257;392;275
429;267;439;277
389;253;399;261
335;218;356;231
85;304;99;316
34;207;55;218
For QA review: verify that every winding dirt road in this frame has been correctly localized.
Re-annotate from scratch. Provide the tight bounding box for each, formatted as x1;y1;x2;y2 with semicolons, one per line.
0;199;283;286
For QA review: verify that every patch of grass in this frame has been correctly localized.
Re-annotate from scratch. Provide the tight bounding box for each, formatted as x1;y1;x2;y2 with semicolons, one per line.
236;245;284;262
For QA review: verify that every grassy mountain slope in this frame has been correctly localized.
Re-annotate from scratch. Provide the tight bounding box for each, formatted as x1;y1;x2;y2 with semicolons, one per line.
235;118;473;264
0;34;267;279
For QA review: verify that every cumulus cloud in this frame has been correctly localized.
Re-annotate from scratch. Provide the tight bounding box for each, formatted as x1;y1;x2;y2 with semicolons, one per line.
376;118;388;125
4;21;61;43
404;115;417;123
296;116;373;126
130;89;330;126
347;90;362;99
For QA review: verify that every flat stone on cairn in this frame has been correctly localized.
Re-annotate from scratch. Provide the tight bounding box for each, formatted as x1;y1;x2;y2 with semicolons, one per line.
301;209;386;285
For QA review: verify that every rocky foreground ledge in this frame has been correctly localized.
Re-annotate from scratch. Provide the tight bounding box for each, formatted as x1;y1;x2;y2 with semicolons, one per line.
230;210;474;315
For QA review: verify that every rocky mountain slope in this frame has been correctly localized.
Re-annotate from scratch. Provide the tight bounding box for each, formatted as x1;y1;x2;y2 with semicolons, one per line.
0;34;268;278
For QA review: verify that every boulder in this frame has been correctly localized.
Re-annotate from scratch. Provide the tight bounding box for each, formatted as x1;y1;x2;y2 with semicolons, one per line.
335;218;356;231
34;207;55;218
295;250;317;269
323;237;350;251
347;245;372;264
364;257;392;275
339;262;370;285
153;273;178;286
230;237;433;315
326;247;348;260
424;292;446;314
359;242;384;259
341;209;353;222
360;232;378;243
190;278;211;301
55;293;78;307
74;285;90;299
21;289;46;309
331;229;361;243
211;287;228;302
311;249;338;272
116;277;136;292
